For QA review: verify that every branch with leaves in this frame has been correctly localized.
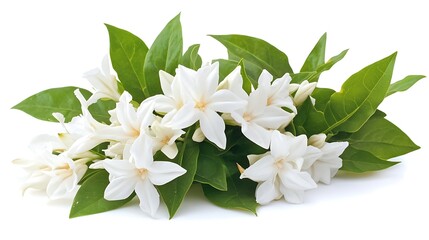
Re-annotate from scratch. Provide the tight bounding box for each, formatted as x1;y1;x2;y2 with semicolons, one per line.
12;14;423;219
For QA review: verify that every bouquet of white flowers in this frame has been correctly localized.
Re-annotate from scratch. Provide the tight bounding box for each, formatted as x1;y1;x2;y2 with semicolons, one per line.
13;14;423;218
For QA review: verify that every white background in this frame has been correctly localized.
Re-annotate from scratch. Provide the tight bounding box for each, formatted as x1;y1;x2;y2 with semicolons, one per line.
1;0;428;239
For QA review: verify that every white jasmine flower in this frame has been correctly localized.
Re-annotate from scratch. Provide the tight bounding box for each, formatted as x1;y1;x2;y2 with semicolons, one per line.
13;135;88;199
65;90;122;156
84;55;121;105
155;63;246;149
103;135;186;216
257;70;296;113
231;85;295;149
306;134;349;184
290;80;317;106
240;131;321;204
149;117;184;159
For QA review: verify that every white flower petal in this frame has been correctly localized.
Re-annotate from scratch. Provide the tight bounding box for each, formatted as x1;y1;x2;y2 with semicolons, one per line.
285;135;309;161
163;103;199;129
148;161;186;185
241;122;272;149
302;146;322;170
208;89;246;113
247;89;268;115
135;180;160;217
103;159;137;177
46;174;75;199
137;101;155;130
311;162;333;184
270;130;290;159
279;170;317;190
258;70;273;87
159;70;174;97
280;186;305;204
131;134;155;169
255;178;282;205
104;176;137;201
241;155;276;182
218;66;248;99
161;144;179;159
253;106;295;129
247;152;270;165
200;109;227;149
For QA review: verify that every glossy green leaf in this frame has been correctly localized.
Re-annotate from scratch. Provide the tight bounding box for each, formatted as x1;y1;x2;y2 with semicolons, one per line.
301;33;326;72
157;136;199;219
202;158;258;214
293;98;329;136
105;24;148;101
323;53;397;133
211;34;293;81
291;72;316;84
387;75;425;97
144;14;183;96
89;99;115;124
340;147;399;173
347;112;420;159
238;59;253;93
70;170;135;218
307;49;348;82
12;87;111;123
195;142;227;191
312;87;335;111
181;44;202;70
217;59;238;81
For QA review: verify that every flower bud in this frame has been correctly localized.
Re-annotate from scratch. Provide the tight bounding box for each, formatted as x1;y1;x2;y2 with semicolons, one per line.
293;80;317;106
192;127;205;142
308;133;327;148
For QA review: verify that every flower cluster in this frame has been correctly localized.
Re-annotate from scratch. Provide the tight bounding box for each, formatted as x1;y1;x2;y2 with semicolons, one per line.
12;15;421;218
15;61;348;216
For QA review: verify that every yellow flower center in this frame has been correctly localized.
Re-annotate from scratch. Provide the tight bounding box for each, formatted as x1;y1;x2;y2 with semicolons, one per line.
137;168;148;179
195;100;207;111
243;112;253;122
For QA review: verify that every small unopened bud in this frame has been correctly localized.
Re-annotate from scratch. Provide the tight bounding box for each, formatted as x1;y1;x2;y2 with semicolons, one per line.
236;163;245;175
192;127;205;142
293;80;317;106
308;133;327;148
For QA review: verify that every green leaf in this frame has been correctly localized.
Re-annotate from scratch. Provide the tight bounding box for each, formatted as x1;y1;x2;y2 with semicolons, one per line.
144;14;183;96
307;49;348;82
293;98;329;136
157;135;199;218
323;53;397;133
105;24;148;102
312;87;335;111
181;44;202;70
346;112;420;159
301;33;326;72
291;71;316;84
217;59;239;81
194;142;227;191
340;147;399;173
88;99;116;124
12;87;109;122
211;34;293;81
202;158;258;214
238;59;254;93
387;75;425;97
70;170;135;218
78;168;103;185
